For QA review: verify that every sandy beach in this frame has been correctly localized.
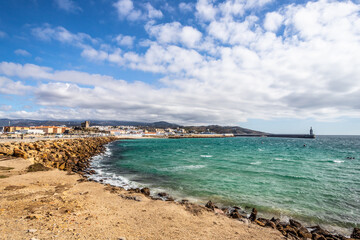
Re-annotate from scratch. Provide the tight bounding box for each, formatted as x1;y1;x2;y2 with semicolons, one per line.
0;156;283;240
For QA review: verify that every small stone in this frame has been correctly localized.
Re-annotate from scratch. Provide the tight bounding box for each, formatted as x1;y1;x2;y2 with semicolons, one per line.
140;187;150;196
118;237;126;240
27;229;37;233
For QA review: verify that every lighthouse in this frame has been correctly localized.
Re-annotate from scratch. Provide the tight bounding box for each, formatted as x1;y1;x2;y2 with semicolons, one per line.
310;127;314;135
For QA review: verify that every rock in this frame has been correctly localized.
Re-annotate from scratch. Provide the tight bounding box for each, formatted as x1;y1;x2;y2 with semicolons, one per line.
158;192;167;197
255;219;266;227
289;219;302;229
284;225;298;238
13;148;28;159
270;217;280;226
27;229;37;233
205;200;216;210
140;187;150;196
180;199;189;204
118;238;126;240
297;226;312;239
265;221;276;229
312;233;326;240
351;228;360;239
230;210;243;219
249;208;257;221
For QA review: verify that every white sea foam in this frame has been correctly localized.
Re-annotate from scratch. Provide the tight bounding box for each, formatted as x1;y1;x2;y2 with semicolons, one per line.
201;155;213;158
161;165;206;172
258;148;264;152
250;161;262;165
333;160;344;163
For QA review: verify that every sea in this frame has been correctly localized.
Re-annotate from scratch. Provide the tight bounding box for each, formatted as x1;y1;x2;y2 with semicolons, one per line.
88;136;360;235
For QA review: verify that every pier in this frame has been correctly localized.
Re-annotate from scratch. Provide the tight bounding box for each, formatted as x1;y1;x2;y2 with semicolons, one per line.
234;127;316;139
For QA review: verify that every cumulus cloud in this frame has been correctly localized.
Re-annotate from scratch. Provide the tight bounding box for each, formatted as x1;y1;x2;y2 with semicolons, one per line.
264;12;284;32
114;34;135;47
54;0;81;13
14;49;31;57
146;22;202;48
0;76;33;95
113;0;162;21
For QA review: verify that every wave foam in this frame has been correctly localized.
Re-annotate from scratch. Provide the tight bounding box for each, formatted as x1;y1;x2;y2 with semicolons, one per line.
201;155;213;158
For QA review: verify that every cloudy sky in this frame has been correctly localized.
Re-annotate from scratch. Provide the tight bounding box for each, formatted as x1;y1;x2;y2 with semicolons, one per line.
1;0;360;134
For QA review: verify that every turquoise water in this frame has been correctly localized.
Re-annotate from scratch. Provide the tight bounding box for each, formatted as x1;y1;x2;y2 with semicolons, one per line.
89;136;360;234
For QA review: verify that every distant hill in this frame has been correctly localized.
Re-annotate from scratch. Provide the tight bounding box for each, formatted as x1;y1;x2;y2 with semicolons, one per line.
0;119;264;134
183;125;266;135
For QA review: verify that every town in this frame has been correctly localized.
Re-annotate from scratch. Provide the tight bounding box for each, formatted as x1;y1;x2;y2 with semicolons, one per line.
0;121;233;140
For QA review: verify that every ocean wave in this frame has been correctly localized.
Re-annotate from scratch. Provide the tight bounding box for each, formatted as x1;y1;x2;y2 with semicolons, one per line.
201;155;213;158
258;148;264;152
160;165;206;172
250;161;262;165
333;160;345;163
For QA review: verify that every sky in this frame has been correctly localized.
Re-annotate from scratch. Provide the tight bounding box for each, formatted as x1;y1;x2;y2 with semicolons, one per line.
1;0;360;134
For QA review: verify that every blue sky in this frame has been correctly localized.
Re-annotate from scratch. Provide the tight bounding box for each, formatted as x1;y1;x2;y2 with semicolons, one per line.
1;0;360;134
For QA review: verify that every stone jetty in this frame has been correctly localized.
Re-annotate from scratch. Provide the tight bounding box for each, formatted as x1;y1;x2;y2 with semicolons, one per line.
0;137;117;172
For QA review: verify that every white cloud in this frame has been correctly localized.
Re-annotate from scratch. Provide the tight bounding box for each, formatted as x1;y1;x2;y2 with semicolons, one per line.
264;12;284;32
146;3;163;19
113;0;162;21
196;0;217;22
146;22;202;48
0;76;33;95
179;2;193;12
14;49;31;57
54;0;81;13
114;34;135;47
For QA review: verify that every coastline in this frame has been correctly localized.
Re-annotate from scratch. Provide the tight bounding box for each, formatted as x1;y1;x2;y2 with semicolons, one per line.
0;137;359;240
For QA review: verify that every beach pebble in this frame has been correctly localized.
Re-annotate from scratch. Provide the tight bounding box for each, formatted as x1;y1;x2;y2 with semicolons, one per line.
27;229;37;233
117;237;126;240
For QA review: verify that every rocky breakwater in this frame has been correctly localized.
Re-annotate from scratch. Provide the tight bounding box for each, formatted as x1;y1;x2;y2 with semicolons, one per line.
0;137;117;173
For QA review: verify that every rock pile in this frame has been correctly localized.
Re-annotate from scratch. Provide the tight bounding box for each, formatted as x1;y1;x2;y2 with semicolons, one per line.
0;137;117;172
205;202;359;240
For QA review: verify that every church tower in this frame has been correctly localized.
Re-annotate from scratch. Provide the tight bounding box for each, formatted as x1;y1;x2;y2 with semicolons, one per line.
310;127;314;135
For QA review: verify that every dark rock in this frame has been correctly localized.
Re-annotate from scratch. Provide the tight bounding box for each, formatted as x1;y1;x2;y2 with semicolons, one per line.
351;228;360;239
141;187;150;196
27;163;50;172
270;217;280;226
289;219;302;229
312;233;326;240
249;208;257;221
158;192;168;197
297;226;311;239
265;221;276;229
230;210;243;219
205;200;216;210
284;225;298;238
180;199;189;204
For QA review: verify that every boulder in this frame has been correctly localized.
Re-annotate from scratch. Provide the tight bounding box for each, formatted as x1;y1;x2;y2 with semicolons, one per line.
289;219;302;229
351;228;360;239
13;148;28;159
205;200;216;210
297;226;312;239
140;187;150;196
230;210;243;219
249;208;257;221
270;217;280;226
265;221;276;229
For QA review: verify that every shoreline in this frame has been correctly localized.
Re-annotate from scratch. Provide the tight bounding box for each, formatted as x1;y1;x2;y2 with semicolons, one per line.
1;137;359;240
